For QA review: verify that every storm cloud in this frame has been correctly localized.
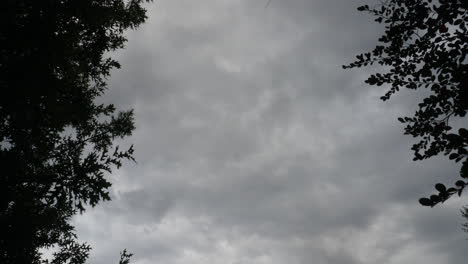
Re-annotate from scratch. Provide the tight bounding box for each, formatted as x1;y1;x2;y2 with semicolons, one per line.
73;1;467;264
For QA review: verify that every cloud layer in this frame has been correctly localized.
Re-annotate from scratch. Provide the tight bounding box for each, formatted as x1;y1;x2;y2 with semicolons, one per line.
73;1;467;264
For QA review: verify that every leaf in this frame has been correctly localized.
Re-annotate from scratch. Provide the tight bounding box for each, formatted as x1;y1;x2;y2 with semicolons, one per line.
455;180;465;187
447;134;460;141
419;198;433;206
449;153;459;160
459;128;468;138
439;25;448;33
430;195;441;203
461;161;468;178
447;187;457;193
435;183;446;193
357;5;369;11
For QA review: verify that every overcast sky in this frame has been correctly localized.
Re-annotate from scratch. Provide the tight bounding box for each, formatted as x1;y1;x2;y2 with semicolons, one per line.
74;1;467;263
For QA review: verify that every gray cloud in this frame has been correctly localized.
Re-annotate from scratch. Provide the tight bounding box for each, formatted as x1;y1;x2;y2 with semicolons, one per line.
73;1;468;264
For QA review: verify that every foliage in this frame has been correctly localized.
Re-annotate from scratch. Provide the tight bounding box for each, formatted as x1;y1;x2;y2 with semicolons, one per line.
0;0;152;263
344;0;467;207
462;206;468;232
118;250;134;264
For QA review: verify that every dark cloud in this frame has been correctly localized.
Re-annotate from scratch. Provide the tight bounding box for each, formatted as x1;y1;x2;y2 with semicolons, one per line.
73;1;467;263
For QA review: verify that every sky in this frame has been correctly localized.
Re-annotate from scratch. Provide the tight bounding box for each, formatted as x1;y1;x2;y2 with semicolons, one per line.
74;1;467;263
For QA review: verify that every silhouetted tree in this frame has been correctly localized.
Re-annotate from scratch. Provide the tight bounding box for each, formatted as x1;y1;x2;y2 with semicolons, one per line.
0;0;152;263
344;0;467;207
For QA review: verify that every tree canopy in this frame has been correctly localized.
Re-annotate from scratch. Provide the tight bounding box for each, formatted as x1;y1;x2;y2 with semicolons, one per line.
344;0;467;207
0;0;151;263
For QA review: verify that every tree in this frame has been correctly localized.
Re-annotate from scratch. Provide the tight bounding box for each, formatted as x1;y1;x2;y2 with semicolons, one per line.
0;0;152;263
344;0;467;208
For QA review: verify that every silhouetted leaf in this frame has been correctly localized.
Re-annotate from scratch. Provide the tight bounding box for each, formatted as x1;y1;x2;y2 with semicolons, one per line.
459;128;468;138
419;198;433;206
447;187;457;193
435;183;446;193
461;160;468;178
430;195;441;203
455;180;465;187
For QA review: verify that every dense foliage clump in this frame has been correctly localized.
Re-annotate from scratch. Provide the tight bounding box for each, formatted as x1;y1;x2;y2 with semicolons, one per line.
344;0;467;207
0;1;151;263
